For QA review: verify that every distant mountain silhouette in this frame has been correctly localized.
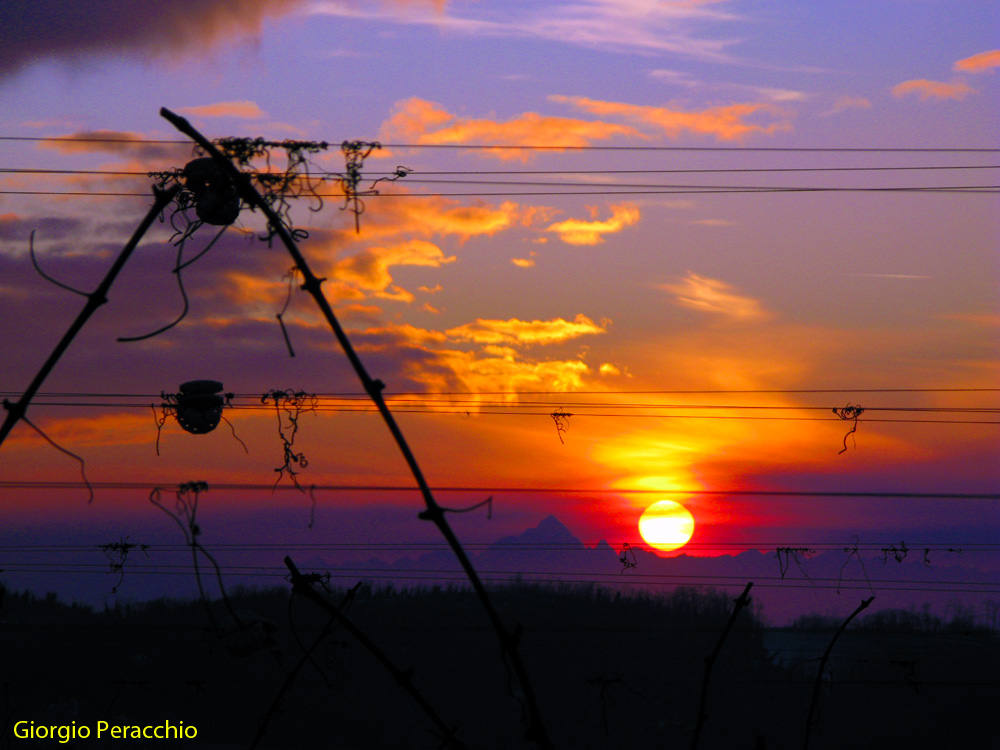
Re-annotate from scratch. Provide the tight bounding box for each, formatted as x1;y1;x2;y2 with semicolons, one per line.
3;513;998;626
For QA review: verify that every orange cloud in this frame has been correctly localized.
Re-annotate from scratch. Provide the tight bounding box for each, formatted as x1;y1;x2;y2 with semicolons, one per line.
831;95;872;113
176;101;266;119
39;130;190;161
551;95;793;141
352;321;596;399
333;239;456;296
891;79;976;101
380;97;643;159
661;272;770;321
445;314;606;346
332;194;530;243
511;257;535;268
353;322;449;347
953;49;1000;74
14;412;156;449
416;347;593;397
545;203;640;245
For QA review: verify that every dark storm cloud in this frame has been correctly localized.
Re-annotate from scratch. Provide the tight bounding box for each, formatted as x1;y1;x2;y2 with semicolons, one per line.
0;0;308;78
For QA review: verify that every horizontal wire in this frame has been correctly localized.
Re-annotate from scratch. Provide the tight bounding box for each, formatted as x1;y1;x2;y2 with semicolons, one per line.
381;144;1000;154
2;565;997;593
2;542;992;552
5;388;996;396
387;177;1000;190
2;186;996;198
0;481;996;498
2;135;998;152
23;398;1000;413
15;402;1000;424
4;164;1000;178
3;544;990;556
3;561;995;588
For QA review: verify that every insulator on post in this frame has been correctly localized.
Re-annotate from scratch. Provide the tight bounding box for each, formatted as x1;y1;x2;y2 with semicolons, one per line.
174;379;226;434
182;157;240;226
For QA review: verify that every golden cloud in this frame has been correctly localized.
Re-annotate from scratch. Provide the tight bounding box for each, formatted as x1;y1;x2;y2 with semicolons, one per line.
661;272;770;321
511;257;536;268
545;203;640;245
176;101;267;119
953;49;1000;74
380;97;643;159
332;194;529;243
551;95;793;141
445;314;606;346
352;321;596;399
415;348;592;397
353;322;449;347
333;238;456;294
891;79;976;101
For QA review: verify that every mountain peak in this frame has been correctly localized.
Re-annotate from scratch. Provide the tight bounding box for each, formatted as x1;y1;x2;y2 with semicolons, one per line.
487;514;582;551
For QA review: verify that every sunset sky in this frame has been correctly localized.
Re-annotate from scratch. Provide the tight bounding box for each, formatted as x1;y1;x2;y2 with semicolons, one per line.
0;1;997;607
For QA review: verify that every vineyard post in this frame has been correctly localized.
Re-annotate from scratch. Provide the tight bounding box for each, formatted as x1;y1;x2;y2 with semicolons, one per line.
803;595;875;750
159;108;553;749
691;581;753;750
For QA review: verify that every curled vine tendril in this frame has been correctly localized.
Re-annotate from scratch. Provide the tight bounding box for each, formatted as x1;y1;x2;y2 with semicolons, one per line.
261;389;317;490
833;403;865;454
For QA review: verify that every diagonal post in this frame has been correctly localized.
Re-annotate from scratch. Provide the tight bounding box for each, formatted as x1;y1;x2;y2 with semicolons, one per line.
159;108;553;749
803;595;875;750
691;581;753;750
0;185;181;451
283;558;467;750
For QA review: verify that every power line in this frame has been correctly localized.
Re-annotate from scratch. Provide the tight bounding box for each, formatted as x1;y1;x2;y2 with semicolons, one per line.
3;186;996;198
21;397;1000;413
3;135;998;152
2;542;994;553
4;164;1000;178
2;563;998;594
0;481;996;498
382;144;1000;154
17;405;1000;425
4;388;995;396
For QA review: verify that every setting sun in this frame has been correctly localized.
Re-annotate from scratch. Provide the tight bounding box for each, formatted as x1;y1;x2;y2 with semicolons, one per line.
639;500;696;552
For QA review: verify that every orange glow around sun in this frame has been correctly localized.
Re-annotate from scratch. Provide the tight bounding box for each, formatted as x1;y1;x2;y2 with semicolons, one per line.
638;499;695;552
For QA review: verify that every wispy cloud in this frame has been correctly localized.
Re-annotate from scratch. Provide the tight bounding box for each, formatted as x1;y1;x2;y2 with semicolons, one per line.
891;79;976;102
176;101;267;119
38;130;189;162
647;70;807;102
545;204;640;245
446;314;606;346
313;0;742;61
839;273;931;280
828;95;872;115
661;272;770;321
551;95;793;141
953;49;1000;74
